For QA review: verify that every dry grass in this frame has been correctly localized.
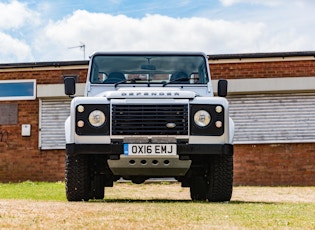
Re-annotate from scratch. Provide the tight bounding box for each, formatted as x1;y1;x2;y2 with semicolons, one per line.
106;182;315;203
0;182;315;229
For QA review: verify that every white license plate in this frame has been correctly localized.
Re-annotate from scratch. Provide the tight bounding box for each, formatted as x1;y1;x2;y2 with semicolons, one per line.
124;144;177;156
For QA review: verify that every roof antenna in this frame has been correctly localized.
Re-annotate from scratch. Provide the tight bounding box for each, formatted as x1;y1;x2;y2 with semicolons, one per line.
69;42;86;60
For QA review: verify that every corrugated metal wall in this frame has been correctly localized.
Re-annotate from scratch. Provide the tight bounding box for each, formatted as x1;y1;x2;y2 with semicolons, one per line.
39;93;315;149
39;99;71;150
229;93;315;144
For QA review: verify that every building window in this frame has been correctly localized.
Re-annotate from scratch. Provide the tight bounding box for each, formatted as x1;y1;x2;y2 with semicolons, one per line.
0;80;36;100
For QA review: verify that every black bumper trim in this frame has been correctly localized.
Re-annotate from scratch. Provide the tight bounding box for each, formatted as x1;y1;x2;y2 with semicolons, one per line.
66;143;233;156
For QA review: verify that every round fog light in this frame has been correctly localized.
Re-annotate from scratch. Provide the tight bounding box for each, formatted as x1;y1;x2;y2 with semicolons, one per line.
77;105;84;113
215;106;223;113
77;120;84;128
215;121;222;128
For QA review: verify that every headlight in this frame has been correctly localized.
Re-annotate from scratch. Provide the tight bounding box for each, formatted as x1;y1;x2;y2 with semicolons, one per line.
194;110;211;127
88;110;106;127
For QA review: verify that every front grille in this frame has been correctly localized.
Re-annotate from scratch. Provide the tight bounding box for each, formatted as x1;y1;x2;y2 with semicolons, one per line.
112;104;188;135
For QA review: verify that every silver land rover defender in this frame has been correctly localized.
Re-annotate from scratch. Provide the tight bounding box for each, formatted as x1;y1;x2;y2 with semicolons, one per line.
64;52;234;202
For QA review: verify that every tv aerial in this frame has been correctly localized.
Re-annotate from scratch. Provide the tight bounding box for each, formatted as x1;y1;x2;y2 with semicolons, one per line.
69;42;86;60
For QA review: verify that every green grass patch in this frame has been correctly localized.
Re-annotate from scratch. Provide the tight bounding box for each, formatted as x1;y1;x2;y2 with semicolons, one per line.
0;181;66;201
0;182;314;229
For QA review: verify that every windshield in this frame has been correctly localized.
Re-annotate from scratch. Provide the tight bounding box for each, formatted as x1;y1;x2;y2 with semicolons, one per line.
90;54;208;85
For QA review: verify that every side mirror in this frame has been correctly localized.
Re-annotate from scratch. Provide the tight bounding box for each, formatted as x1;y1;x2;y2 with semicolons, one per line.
64;76;76;96
218;79;228;97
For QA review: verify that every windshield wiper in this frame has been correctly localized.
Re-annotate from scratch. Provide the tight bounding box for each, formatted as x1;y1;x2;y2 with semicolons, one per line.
114;78;141;88
162;77;190;87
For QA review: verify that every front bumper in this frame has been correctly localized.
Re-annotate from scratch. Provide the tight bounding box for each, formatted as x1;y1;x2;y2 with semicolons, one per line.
66;143;233;156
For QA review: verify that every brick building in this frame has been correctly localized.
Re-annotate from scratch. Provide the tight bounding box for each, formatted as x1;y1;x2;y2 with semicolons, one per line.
0;51;315;185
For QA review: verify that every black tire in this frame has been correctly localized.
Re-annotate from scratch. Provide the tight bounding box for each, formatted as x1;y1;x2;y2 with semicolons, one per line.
90;175;105;200
207;154;233;202
65;154;91;201
190;176;208;201
189;154;233;202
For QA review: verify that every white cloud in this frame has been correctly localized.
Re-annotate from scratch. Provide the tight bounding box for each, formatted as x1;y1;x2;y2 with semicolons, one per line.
33;10;267;61
1;1;315;62
0;0;40;29
0;32;32;62
0;0;38;62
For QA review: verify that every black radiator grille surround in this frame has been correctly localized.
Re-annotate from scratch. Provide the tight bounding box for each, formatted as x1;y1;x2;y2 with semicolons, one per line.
112;104;188;135
75;104;110;135
190;104;225;136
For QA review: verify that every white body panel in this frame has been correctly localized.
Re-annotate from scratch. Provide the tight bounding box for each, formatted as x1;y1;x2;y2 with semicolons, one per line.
65;52;234;146
65;88;234;145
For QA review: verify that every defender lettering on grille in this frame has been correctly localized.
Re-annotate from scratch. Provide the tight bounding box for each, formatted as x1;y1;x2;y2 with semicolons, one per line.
121;92;180;97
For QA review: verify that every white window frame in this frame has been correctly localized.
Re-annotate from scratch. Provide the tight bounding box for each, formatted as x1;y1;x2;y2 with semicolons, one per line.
0;79;36;101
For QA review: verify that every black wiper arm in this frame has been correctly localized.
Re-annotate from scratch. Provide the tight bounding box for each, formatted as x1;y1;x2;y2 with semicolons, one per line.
163;77;190;87
114;78;141;88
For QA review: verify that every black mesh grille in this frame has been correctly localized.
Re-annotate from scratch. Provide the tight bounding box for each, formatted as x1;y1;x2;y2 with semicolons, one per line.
112;104;188;135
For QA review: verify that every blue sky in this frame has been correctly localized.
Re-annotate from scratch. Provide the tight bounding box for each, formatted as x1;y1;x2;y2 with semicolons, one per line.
1;0;315;63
